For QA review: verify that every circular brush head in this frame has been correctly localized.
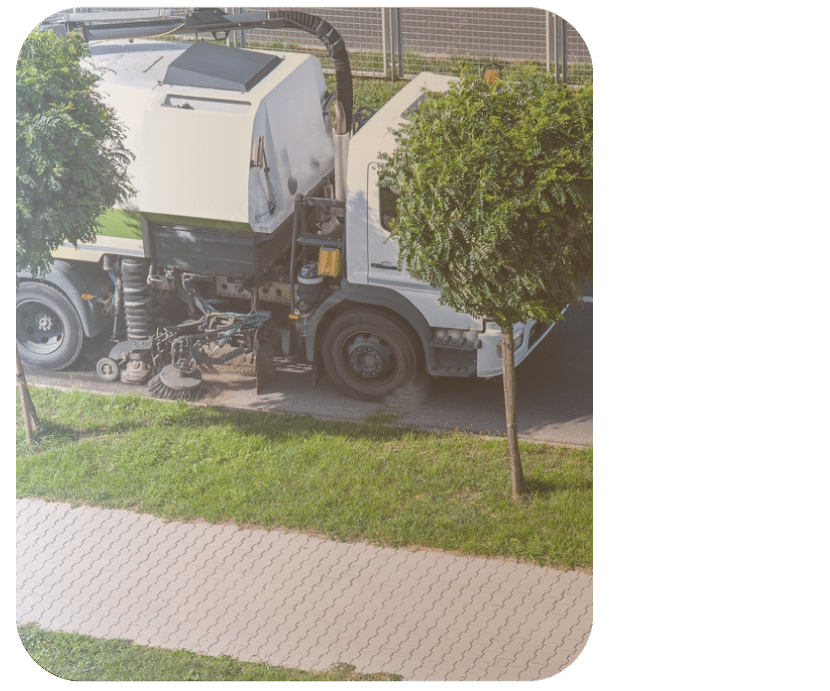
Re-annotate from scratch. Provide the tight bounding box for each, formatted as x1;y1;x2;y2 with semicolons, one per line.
147;365;203;400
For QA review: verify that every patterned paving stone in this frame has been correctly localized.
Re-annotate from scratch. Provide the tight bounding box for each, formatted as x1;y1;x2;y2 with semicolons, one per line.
16;497;592;681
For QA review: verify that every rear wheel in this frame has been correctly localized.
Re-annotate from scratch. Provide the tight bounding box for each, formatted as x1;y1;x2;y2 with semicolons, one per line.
16;282;84;370
322;309;418;401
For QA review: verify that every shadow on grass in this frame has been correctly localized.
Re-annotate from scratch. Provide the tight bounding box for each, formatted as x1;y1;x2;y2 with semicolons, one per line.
524;476;593;496
21;392;435;449
25;419;86;444
188;405;433;444
21;416;187;447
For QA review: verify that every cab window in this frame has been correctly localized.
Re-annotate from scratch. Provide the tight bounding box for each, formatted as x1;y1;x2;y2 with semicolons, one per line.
379;186;399;231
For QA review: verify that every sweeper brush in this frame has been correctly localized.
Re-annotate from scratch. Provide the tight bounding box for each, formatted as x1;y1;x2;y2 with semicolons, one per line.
147;364;204;400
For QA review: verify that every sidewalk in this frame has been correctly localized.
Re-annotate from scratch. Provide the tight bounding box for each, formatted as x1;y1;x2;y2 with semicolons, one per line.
16;497;592;681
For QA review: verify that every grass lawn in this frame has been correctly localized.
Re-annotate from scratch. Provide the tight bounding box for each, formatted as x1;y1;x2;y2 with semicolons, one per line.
18;624;401;681
16;386;591;570
327;72;408;113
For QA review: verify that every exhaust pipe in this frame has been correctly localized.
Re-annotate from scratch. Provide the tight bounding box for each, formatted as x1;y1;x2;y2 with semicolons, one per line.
333;101;350;220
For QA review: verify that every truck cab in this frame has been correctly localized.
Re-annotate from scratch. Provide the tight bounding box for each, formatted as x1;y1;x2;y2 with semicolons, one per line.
314;73;555;399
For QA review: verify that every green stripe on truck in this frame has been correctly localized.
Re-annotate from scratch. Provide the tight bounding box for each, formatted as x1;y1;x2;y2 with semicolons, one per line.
144;213;252;233
96;208;144;239
96;209;253;239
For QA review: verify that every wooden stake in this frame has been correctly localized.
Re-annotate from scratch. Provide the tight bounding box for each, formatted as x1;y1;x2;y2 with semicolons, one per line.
501;325;525;500
16;347;39;441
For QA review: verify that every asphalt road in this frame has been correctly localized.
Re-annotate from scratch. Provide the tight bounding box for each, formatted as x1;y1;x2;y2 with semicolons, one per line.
22;302;592;447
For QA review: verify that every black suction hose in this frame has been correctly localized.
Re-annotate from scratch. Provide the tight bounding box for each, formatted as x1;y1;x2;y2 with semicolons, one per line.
268;10;353;132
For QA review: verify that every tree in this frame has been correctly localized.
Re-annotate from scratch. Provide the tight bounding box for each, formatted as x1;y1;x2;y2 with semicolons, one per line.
378;68;592;500
16;27;134;439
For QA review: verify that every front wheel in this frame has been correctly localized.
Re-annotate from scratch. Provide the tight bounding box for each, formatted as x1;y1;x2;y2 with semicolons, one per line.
322;309;418;401
16;282;85;370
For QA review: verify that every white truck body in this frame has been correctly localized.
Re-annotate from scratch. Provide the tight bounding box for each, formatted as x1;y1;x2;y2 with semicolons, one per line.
60;39;333;253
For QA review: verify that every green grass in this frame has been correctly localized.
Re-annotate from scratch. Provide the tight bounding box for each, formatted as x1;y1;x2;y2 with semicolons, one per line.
18;624;401;681
16;387;592;570
326;73;409;116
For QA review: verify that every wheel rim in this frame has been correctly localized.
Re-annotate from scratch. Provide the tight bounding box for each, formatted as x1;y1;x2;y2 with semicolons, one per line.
17;300;64;355
345;332;395;381
96;357;120;382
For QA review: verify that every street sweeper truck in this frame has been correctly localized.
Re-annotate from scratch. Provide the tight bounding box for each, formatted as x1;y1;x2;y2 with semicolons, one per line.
16;9;555;400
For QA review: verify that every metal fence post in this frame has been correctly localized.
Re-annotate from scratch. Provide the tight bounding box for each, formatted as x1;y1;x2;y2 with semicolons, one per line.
386;8;404;82
554;13;560;82
546;11;554;76
387;7;397;81
395;8;403;80
554;15;568;83
382;7;389;79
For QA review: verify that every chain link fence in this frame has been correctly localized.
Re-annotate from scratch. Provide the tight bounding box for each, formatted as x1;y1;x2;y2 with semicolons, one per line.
59;7;592;83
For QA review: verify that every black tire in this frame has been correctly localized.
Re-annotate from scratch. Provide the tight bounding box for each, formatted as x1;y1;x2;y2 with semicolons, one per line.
95;356;121;382
322;308;418;401
16;282;85;370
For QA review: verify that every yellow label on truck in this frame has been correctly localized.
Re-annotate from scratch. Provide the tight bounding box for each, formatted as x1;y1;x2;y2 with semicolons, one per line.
318;248;341;277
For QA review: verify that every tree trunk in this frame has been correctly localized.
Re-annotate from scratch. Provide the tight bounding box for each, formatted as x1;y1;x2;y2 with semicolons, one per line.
16;346;39;441
501;325;525;500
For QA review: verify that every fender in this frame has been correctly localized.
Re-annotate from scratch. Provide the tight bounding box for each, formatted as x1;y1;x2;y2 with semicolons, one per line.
17;259;113;338
304;279;438;373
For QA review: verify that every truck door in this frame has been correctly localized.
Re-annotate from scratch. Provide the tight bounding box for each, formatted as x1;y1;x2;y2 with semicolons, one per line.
366;162;421;289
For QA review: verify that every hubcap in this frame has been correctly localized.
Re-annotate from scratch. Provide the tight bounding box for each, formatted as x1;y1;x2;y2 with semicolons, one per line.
347;334;393;379
35;311;54;332
17;302;64;354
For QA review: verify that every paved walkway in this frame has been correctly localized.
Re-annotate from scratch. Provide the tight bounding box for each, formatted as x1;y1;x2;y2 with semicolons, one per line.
16;497;592;681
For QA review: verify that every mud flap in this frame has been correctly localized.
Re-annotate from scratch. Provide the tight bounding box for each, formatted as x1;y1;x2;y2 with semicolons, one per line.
254;321;277;394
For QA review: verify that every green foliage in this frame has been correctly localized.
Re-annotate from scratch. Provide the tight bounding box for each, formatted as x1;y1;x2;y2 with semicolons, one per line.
378;68;592;328
325;73;408;121
16;29;134;275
